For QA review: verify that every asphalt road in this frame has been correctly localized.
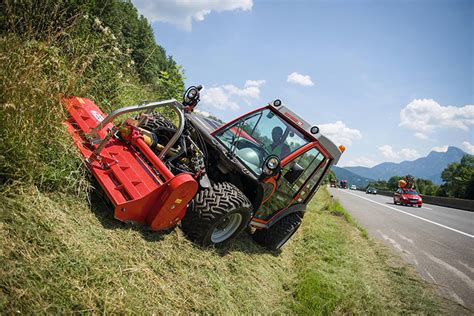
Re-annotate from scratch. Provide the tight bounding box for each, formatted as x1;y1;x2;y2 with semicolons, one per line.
328;187;474;310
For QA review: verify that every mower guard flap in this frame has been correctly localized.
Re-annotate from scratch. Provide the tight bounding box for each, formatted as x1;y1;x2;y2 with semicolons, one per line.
63;96;198;230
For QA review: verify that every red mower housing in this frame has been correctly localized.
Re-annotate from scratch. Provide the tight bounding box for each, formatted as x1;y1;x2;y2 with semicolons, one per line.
63;96;198;230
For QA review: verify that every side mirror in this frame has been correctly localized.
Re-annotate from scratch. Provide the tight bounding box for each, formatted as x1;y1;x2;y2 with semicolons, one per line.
284;163;304;184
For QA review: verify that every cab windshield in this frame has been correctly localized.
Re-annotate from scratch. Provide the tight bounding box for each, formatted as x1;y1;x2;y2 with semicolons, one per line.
214;108;310;175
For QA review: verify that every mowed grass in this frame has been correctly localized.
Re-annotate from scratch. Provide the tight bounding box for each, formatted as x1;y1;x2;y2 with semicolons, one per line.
0;185;464;314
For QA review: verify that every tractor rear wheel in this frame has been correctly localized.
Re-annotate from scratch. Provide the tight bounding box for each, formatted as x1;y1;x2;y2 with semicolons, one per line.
252;213;302;250
181;182;252;246
138;112;177;145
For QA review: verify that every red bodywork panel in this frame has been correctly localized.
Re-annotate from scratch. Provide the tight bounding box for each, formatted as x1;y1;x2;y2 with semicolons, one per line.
63;97;198;230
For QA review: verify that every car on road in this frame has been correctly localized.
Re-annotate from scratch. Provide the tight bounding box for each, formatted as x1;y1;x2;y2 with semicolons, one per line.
393;188;422;207
340;180;348;189
350;185;357;190
366;187;377;194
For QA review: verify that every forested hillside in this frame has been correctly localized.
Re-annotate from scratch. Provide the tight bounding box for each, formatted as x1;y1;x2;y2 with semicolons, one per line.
1;0;184;193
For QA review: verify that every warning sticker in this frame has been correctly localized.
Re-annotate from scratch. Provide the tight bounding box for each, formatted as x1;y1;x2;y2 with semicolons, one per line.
91;110;104;122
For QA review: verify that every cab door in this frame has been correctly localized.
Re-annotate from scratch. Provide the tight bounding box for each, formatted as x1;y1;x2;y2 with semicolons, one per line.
254;146;328;222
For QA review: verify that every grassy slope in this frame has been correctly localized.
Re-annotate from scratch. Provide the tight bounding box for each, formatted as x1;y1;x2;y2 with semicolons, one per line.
0;185;463;314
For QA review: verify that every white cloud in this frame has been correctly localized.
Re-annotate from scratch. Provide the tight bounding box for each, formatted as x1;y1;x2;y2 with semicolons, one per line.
414;132;429;140
379;145;397;159
200;80;265;111
222;84;260;99
461;141;474;154
400;148;420;159
399;99;474;135
379;145;420;161
200;86;240;111
194;109;211;117
244;79;265;87
431;145;449;152
344;156;377;168
318;121;362;146
287;72;314;87
132;0;253;31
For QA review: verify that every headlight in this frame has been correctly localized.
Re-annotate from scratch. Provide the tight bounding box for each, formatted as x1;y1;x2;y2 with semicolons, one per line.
262;155;281;176
267;156;279;170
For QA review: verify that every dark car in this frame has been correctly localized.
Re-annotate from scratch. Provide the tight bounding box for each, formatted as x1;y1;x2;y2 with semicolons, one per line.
393;188;422;207
366;187;377;194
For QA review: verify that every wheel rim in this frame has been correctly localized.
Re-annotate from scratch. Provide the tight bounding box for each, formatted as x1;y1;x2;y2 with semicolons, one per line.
211;213;243;243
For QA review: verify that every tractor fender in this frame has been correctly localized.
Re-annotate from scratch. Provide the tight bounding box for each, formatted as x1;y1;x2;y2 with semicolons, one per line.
265;203;306;229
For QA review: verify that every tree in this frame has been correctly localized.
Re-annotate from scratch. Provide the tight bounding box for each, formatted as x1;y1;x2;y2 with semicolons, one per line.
323;170;337;185
387;176;402;191
440;155;474;199
415;178;438;196
367;180;388;190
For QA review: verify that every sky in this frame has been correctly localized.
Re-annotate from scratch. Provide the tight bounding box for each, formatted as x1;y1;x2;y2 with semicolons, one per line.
132;0;473;167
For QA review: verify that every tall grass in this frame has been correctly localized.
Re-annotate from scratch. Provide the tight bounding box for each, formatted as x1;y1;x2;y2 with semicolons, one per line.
0;3;160;195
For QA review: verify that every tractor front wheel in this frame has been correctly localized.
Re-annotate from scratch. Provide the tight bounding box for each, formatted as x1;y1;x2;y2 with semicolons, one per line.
181;182;252;246
252;213;302;250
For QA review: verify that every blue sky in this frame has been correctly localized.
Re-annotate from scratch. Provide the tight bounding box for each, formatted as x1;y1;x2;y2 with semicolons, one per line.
132;0;473;167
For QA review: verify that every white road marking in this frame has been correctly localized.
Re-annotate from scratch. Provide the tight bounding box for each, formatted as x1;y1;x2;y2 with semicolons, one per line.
378;230;420;266
426;271;436;283
339;190;474;239
424;252;474;291
378;230;404;253
450;292;465;306
393;230;415;246
458;261;474;274
422;206;432;210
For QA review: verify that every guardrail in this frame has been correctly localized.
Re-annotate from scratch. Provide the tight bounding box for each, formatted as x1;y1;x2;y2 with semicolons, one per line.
353;188;474;212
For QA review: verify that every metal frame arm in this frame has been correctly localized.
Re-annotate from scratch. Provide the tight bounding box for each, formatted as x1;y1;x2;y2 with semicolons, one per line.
87;99;185;159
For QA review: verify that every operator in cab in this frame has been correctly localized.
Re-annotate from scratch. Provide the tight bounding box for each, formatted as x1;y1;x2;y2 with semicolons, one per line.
268;126;291;159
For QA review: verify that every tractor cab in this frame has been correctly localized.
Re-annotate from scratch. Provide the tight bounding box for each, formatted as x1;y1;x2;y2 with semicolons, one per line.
206;100;343;231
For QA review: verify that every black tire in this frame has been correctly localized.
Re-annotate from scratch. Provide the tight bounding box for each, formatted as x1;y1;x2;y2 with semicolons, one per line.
252;213;302;250
181;182;252;246
138;112;176;145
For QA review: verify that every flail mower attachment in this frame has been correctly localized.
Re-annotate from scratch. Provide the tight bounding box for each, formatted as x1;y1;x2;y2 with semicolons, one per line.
63;97;198;230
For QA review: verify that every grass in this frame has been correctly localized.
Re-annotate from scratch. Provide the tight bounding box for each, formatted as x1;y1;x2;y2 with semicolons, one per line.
0;185;465;314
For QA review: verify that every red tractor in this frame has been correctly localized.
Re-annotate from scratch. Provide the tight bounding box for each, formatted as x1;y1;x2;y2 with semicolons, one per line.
63;86;343;250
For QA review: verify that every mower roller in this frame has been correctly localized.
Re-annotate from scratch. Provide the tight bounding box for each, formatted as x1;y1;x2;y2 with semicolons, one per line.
64;86;344;250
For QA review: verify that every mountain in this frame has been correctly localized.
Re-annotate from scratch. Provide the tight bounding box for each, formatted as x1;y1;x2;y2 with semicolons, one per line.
344;146;468;184
331;166;375;188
